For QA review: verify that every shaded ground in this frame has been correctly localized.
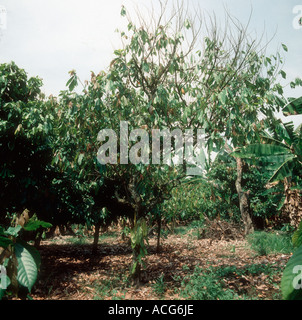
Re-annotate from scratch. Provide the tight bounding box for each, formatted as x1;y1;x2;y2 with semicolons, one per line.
30;228;290;300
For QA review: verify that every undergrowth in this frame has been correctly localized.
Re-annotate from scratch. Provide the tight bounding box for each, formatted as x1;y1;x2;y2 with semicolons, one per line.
247;231;294;256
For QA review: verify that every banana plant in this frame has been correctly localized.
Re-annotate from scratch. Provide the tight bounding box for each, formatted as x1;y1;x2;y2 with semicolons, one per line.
280;97;302;300
233;96;302;300
232;119;302;186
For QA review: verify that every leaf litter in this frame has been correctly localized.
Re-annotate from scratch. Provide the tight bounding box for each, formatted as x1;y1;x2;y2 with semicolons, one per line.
29;227;290;300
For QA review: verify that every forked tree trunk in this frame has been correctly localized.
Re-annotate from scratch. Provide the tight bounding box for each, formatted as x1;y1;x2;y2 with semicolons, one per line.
235;157;254;236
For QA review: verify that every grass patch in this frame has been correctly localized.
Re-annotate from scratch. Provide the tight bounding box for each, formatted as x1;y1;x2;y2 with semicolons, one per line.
179;262;282;300
66;236;91;245
174;226;190;235
93;280;124;300
100;231;118;240
152;274;166;298
90;274;130;300
173;220;204;238
180;265;242;300
247;231;294;256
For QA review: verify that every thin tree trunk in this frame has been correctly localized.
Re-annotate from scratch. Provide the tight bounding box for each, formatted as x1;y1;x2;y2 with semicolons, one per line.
156;216;161;253
235;157;254;236
132;246;142;287
92;222;101;254
131;202;149;287
121;218;126;241
34;232;42;248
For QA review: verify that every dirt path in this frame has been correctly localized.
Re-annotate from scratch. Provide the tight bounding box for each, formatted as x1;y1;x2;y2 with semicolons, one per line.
30;231;290;300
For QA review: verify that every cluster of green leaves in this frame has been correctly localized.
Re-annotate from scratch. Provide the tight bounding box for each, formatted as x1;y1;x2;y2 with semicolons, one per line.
243;166;279;221
0;62;49;220
162;153;279;227
0;62;86;229
0;61;89;298
204;157;240;221
162;178;238;223
208;157;279;224
161;183;206;223
196;41;288;156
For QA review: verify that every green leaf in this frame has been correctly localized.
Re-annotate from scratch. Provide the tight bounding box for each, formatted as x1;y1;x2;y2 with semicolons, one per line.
282;44;288;52
4;225;22;238
0;275;11;290
280;70;287;79
232;143;295;182
293;222;302;248
232;144;291;160
142;62;150;73
281;245;302;300
15;242;39;292
283;97;302;116
78;153;84;166
184;19;191;29
131;261;138;274
23;219;52;232
16;240;41;270
0;236;13;249
66;72;78;91
218;90;227;105
121;5;126;17
0;269;11;299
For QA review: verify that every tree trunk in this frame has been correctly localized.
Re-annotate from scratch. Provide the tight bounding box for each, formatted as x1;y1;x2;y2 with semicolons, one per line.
34;232;42;248
131;247;142;287
156;216;161;253
131;206;141;286
130;204;148;286
121;218;127;241
235;157;254;236
92;222;101;254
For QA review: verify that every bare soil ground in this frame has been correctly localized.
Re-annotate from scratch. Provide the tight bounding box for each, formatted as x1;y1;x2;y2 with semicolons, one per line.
29;227;290;300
